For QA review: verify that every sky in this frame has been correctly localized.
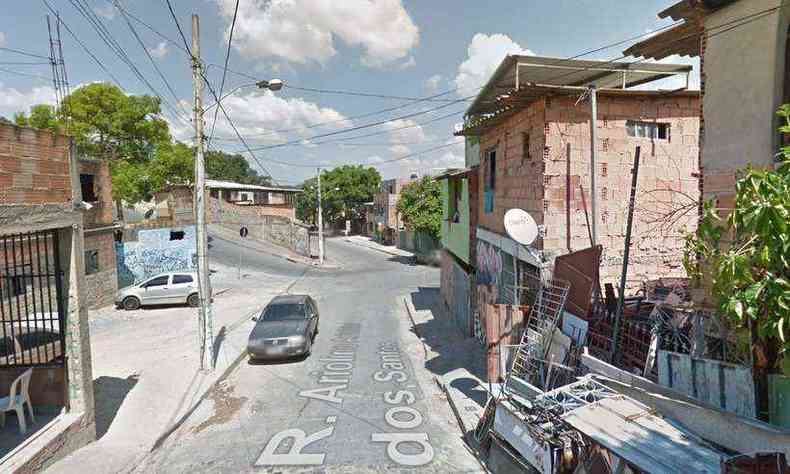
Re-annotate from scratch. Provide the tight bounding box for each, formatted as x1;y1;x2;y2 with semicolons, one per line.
0;0;698;185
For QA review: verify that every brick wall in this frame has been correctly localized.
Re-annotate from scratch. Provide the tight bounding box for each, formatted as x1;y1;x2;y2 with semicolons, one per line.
0;123;72;205
473;93;700;289
477;99;547;242
543;93;700;287
83;230;118;308
78;159;114;228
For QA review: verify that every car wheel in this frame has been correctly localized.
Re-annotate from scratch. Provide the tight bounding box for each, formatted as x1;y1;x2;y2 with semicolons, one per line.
123;296;141;311
188;293;200;307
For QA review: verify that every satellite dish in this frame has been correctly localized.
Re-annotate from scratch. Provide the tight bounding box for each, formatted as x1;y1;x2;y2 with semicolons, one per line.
504;208;538;245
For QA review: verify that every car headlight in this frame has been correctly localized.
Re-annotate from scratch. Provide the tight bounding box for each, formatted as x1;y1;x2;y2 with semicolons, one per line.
287;336;305;346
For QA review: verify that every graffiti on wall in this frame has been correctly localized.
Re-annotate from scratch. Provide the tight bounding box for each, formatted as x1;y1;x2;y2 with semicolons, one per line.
476;240;502;286
116;226;197;288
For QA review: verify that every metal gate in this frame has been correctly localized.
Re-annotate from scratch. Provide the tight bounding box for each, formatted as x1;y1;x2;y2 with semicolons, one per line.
0;230;66;368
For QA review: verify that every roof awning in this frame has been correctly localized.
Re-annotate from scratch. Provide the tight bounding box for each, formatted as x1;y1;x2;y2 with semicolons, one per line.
458;84;698;136
433;167;472;180
465;55;693;117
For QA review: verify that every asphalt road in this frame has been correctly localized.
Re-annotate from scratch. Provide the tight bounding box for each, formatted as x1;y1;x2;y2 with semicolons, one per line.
141;238;482;473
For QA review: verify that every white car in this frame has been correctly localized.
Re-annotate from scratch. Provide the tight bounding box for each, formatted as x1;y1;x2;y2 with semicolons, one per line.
115;272;200;310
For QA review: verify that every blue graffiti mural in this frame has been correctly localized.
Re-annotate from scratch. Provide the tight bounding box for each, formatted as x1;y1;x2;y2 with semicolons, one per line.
116;226;197;288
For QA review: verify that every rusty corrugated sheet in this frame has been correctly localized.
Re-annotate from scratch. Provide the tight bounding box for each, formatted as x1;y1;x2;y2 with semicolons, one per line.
554;245;602;320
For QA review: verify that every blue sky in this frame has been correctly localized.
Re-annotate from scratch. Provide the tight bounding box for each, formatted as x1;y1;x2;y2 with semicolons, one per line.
0;0;697;184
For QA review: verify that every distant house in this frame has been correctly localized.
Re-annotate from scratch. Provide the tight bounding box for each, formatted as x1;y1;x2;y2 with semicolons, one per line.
207;180;301;221
373;176;417;245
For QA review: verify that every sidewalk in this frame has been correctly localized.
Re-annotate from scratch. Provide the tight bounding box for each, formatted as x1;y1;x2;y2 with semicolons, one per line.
402;287;489;444
210;224;341;268
344;234;415;258
46;263;299;473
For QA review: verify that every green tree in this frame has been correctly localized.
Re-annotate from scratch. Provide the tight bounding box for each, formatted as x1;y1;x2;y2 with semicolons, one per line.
396;176;442;239
206;150;271;186
14;104;60;132
110;141;195;203
685;104;790;374
296;166;381;225
60;82;170;162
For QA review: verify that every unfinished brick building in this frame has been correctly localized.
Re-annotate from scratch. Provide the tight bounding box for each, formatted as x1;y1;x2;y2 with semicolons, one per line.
457;56;700;304
0;121;95;470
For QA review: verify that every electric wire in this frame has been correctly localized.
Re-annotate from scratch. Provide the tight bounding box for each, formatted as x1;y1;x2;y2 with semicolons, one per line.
0;46;51;60
206;0;240;149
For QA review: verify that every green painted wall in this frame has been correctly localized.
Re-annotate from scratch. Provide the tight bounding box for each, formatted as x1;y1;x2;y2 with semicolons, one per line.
440;176;470;264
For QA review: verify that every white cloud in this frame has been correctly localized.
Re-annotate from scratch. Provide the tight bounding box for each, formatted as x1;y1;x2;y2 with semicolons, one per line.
425;74;442;93
0;82;56;121
384;118;428;154
202;90;352;146
94;4;116;20
0;32;6;47
148;42;169;60
216;0;419;68
454;33;534;97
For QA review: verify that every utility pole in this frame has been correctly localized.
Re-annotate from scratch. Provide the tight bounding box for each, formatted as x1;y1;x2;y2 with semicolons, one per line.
192;14;213;371
588;85;598;246
317;168;324;265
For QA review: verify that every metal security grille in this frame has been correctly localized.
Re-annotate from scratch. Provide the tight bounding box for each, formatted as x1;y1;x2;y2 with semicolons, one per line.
0;230;65;368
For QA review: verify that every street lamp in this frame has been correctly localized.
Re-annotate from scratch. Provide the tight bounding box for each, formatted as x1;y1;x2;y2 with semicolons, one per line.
257;79;284;91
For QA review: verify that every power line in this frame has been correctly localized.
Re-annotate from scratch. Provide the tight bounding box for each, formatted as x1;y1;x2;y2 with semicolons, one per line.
200;69;278;183
539;2;785;88
67;0;190;126
0;47;51;60
164;0;192;56
0;61;50;65
260;140;462;169
206;0;240;149
0;67;52;81
111;1;190;55
284;84;468;103
237;95;471;153
212;87;460;141
114;1;190;119
42;0;125;88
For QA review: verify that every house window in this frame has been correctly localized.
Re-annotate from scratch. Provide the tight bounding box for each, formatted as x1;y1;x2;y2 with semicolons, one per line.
80;174;98;202
484;148;496;214
521;132;531;161
626;120;670;140
85;250;99;275
170;230;185;241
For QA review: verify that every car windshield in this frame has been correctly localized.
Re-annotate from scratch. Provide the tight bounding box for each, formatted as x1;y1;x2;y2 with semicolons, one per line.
261;303;305;321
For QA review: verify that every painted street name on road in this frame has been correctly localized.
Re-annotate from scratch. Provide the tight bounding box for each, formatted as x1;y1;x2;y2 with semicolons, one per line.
254;323;361;467
372;341;435;467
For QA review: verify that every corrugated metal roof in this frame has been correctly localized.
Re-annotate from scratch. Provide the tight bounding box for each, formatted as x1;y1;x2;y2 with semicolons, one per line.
205;179;301;193
563;396;723;473
465;55;692;117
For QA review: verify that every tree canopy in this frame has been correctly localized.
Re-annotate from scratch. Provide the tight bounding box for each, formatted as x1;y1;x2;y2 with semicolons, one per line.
296;165;381;225
396;176;442;239
206;149;271;186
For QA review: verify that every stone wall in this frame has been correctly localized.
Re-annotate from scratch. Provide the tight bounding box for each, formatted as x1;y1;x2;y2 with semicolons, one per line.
83;230;118;308
0;123;72;205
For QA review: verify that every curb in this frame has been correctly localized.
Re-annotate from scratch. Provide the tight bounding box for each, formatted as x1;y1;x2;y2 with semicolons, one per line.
436;376;471;435
402;297;428;360
345;238;414;259
149;346;249;453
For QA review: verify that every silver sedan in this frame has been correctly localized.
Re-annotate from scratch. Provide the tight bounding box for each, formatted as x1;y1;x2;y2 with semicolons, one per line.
247;295;319;361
